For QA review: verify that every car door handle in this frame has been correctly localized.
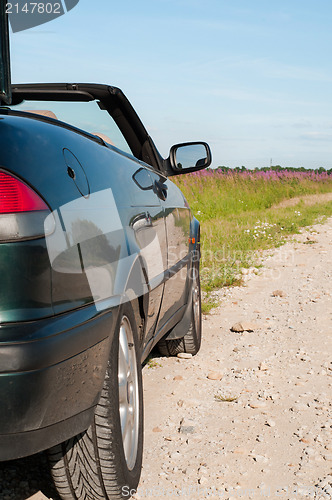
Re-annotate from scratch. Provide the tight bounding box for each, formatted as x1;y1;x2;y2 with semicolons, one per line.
154;180;168;201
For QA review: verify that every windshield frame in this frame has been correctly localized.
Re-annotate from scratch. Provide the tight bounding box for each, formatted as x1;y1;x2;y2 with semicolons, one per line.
0;2;11;105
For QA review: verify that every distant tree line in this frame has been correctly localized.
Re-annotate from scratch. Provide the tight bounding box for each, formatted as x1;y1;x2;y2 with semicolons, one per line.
215;165;332;175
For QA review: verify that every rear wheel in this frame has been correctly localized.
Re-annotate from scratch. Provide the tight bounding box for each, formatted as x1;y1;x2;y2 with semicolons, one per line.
47;303;143;500
158;261;201;356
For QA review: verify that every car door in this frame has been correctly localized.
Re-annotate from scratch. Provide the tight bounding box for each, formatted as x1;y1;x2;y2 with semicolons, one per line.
42;135;168;343
121;165;168;349
156;177;191;330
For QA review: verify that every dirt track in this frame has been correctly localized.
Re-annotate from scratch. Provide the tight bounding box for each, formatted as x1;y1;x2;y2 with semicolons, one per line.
138;217;332;499
1;218;331;500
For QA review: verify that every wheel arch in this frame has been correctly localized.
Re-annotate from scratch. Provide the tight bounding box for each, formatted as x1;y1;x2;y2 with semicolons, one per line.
116;252;149;347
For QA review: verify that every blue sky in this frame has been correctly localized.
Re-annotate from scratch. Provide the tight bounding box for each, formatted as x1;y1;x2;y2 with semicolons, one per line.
9;0;332;168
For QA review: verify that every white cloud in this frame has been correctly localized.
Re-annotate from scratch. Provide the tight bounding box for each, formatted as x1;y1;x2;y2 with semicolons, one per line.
300;131;332;141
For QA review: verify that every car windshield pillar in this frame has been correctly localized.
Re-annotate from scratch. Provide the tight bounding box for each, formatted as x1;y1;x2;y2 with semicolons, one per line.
0;2;12;105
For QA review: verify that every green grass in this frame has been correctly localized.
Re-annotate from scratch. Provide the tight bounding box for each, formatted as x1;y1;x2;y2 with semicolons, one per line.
143;356;162;369
201;295;220;314
174;170;332;300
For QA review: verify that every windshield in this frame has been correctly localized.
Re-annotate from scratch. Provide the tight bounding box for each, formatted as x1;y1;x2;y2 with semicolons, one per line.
12;99;132;154
0;3;11;105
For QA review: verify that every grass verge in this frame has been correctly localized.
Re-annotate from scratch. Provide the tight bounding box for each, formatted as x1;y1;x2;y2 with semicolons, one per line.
174;170;332;308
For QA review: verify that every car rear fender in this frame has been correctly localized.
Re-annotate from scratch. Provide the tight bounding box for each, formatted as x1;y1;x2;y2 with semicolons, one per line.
114;252;149;344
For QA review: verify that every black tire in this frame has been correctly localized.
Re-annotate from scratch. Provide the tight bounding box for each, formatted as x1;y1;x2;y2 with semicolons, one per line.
47;303;143;500
158;261;202;356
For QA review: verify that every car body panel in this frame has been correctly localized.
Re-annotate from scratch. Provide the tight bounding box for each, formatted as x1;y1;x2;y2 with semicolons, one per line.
157;180;191;328
0;302;116;460
0;238;53;322
0;81;211;461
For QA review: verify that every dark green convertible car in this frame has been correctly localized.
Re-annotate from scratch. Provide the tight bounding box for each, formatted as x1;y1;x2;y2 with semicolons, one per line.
0;6;211;500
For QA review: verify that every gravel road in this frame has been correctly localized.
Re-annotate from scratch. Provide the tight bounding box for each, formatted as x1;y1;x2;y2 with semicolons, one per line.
138;217;332;500
1;217;331;500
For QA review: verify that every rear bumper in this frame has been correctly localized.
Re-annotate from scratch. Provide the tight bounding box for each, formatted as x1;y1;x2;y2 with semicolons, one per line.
0;300;119;461
0;408;94;462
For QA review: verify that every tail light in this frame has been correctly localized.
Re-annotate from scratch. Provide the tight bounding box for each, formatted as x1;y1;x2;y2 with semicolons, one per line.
0;171;54;242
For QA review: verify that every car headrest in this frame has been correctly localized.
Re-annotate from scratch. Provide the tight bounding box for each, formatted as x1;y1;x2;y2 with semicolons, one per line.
25;110;58;120
94;133;114;146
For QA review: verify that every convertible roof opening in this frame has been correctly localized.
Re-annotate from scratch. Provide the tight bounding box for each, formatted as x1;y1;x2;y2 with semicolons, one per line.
10;83;163;170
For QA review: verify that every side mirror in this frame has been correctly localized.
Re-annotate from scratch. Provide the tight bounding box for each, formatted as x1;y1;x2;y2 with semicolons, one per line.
169;142;212;175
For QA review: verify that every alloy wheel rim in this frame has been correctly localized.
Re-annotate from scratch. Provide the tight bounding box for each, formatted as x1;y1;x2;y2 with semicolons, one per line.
118;316;139;471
